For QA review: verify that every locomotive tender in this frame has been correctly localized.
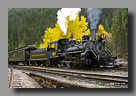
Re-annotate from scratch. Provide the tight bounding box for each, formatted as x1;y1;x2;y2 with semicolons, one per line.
8;29;117;68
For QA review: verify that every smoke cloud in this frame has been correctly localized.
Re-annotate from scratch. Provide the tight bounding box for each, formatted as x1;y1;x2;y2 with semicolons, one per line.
57;8;81;35
87;8;102;29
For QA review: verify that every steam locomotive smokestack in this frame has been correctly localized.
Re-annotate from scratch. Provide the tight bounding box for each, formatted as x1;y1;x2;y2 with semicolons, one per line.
91;29;96;41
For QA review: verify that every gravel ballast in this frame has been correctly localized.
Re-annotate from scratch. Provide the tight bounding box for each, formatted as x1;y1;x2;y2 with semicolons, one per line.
8;68;41;88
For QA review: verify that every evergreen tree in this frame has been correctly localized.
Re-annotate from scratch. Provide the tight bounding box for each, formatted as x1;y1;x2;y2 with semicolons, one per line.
112;8;128;54
8;8;60;51
105;18;109;32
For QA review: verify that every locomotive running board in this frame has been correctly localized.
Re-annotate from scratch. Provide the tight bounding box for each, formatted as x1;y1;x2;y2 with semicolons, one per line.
67;51;83;54
50;56;59;58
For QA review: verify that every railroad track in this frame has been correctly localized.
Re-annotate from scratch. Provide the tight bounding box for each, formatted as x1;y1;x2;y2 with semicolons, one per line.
15;63;128;71
8;65;22;88
72;66;128;71
8;65;13;88
44;64;128;71
25;72;91;88
11;65;128;88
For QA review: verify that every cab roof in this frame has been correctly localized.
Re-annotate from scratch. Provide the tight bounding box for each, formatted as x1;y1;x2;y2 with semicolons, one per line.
47;38;69;44
9;45;37;53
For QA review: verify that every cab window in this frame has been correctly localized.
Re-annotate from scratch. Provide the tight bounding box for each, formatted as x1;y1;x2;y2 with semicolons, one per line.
55;43;58;50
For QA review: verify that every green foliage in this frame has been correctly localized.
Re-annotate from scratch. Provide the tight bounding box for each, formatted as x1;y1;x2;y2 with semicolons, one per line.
112;8;128;54
99;8;115;28
105;19;109;32
8;8;60;51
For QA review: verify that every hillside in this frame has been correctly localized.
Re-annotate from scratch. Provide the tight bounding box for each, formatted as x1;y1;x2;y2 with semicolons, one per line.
8;8;60;51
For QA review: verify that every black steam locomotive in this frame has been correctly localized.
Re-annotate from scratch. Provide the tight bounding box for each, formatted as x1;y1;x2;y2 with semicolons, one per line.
59;29;117;68
8;29;117;68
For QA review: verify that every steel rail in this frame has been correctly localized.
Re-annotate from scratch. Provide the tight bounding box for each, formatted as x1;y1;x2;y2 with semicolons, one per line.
73;67;128;71
12;65;128;79
8;65;14;88
35;67;128;79
12;65;128;84
26;72;89;88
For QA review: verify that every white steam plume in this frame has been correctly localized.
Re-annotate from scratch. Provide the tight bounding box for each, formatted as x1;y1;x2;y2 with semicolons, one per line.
87;8;102;29
57;8;81;35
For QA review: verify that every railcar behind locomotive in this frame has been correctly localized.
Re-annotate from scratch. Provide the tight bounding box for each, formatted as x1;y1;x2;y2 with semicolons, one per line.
8;45;37;65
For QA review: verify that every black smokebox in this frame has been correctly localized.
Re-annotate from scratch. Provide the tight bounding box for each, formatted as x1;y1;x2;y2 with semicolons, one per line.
91;29;96;41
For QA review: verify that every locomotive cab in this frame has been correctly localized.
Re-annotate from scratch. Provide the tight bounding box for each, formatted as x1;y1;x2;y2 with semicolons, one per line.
48;39;69;53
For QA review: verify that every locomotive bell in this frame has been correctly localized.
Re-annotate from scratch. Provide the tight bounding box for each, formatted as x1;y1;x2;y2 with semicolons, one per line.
91;29;96;41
